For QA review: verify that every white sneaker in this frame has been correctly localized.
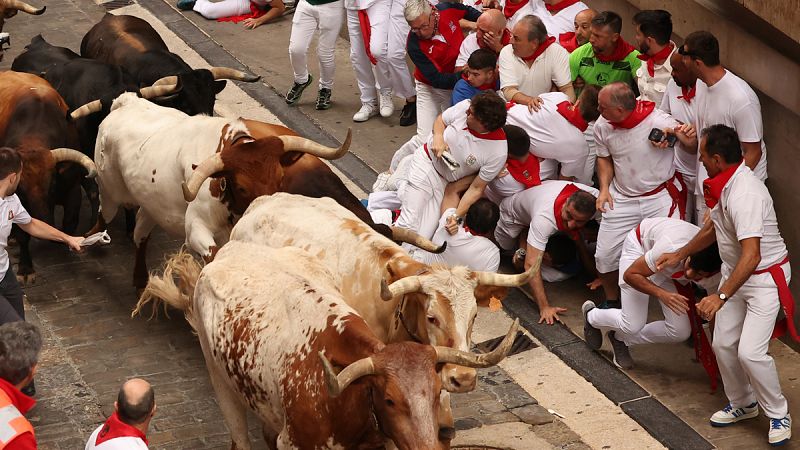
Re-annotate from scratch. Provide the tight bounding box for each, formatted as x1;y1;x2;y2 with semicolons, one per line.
353;102;378;122
769;415;791;446
372;171;391;192
710;402;759;427
379;91;395;118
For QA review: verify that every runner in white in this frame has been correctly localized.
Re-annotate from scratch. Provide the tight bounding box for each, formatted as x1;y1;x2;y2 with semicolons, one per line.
85;379;155;450
538;0;588;37
593;82;695;303
486;0;546;31
188;0;285;26
345;0;393;122
385;0;418;125
455;9;510;71
483;125;541;204
495;180;599;324
632;9;676;106
657;125;792;447
506;86;600;184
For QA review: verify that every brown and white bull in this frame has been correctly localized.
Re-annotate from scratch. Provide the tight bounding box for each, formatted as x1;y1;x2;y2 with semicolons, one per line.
137;242;518;450
229;193;535;395
0;0;44;33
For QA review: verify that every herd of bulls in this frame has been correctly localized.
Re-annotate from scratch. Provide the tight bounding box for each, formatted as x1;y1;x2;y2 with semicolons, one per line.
2;9;534;450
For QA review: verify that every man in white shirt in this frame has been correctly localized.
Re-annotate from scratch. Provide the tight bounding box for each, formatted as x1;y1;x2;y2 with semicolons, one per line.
632;10;675;106
538;0;588;37
455;9;510;72
659;52;699;223
495;180;598;324
657;125;791;447
499;15;574;109
680;31;768;223
506;84;600;184
86;379;155;449
593;82;695;304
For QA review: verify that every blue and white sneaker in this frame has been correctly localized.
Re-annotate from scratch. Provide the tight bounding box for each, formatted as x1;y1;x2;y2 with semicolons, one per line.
710;402;759;426
769;414;791;446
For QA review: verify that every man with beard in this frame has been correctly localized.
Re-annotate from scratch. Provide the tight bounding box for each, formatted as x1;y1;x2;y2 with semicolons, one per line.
632;10;675;105
569;11;640;92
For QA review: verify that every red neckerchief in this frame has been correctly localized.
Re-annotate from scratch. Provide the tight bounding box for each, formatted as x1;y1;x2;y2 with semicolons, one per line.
460;72;496;91
505;101;517;110
670;276;720;392
558;32;578;53
463;127;506;140
477;28;512;51
556;101;588;131
702;163;741;209
95;412;149;446
678;85;696;104
0;378;35;414
594;37;637;63
506;157;541;189
503;0;529;20
609;100;655;129
636;43;674;77
522;36;556;62
553;183;579;232
545;0;580;13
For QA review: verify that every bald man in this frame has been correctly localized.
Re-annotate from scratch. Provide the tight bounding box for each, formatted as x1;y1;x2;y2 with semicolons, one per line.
559;8;596;52
86;378;156;449
455;9;510;71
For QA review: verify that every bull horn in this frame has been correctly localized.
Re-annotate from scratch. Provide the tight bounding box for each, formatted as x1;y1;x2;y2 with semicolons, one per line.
277;128;351;160
50;148;96;178
382;275;423;300
139;81;181;99
151;75;179;87
208;67;261;82
434;318;519;368
181;153;224;202
474;253;541;287
318;352;375;398
390;226;446;254
5;0;45;15
70;100;103;120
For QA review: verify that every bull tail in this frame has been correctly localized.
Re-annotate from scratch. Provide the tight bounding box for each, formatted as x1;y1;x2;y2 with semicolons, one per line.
134;246;202;329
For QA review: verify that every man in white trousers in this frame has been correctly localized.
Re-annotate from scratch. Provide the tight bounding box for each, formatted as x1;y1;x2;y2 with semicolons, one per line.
385;0;419;126
582;217;721;369
345;0;393;122
286;0;344;110
657;125;792;446
183;0;285;28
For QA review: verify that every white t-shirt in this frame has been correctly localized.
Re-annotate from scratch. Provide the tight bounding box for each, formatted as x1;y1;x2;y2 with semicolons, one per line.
635;43;676;106
500;0;546;30
594;108;679;197
635;217;700;277
694;70;767;188
711;164;787;276
415;208;500;271
423;99;507;183
85;424;149;450
498;42;571;98
0;194;31;277
484;167;526;204
456;33;480;69
659;79;697;178
498;180;598;251
537;1;587;37
506;92;588;178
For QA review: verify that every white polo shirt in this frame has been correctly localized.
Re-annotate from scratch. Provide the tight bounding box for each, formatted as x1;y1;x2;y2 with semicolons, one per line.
498;42;571;98
415;208;500;271
635;43;676;106
537;1;588;37
659;79;697;179
594;108;679;197
694;70;767;189
506;92;588;178
456;33;480;69
497;180;598;251
711;164;787;277
421;99;507;183
635;217;700;277
0;194;31;277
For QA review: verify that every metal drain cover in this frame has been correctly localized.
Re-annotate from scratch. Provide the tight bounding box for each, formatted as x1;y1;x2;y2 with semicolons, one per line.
474;331;537;356
103;0;134;11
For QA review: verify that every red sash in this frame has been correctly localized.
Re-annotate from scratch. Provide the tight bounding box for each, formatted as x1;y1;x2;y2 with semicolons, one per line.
754;257;800;342
216;1;267;23
506;156;541;189
545;0;581;13
636;43;674;77
503;0;530;19
702;163;740;209
357;10;378;65
635;172;687;220
595;38;637;63
94;413;149;446
522;36;556;62
558;32;579;53
609;100;655;129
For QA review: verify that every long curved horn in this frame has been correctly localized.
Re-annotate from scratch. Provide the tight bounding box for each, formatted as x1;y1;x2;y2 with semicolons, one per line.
390;226;446;254
382;275;423;300
151;75;179;87
181;153;225;202
50;148;96;178
276;128;351;160
474;253;541;287
208;67;261;82
318;352;375;398
434;318;519;368
139;81;181;99
6;0;45;15
69;100;102;120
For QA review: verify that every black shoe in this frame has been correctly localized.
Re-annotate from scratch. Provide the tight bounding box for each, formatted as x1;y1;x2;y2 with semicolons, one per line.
21;380;35;397
176;0;196;10
582;301;603;350
285;75;313;105
399;101;416;127
315;88;332;110
608;331;634;369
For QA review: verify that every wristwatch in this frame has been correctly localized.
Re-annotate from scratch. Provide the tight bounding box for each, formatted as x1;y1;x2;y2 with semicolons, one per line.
718;292;728;302
514;248;527;260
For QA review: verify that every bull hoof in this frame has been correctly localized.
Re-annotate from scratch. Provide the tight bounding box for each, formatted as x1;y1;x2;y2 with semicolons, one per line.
16;272;36;286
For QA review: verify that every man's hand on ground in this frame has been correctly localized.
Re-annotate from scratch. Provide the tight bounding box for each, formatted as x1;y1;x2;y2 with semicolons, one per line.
539;306;567;325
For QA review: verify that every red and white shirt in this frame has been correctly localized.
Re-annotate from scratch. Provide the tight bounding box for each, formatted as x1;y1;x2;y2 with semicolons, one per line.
85;413;149;450
659;79;697;180
415;208;500;271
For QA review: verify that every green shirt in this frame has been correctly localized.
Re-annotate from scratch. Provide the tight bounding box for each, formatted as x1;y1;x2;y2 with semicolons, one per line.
569;43;641;88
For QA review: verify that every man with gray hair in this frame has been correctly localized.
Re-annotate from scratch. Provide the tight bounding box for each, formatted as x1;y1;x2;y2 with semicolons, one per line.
0;321;42;450
499;15;574;110
86;378;156;449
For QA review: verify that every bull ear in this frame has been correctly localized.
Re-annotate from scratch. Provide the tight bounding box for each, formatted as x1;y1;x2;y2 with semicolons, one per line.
474;285;508;308
213;80;227;94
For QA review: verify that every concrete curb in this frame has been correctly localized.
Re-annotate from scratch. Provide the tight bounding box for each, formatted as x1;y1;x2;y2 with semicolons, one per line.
132;1;715;448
